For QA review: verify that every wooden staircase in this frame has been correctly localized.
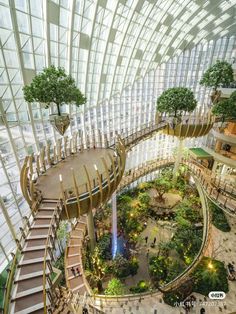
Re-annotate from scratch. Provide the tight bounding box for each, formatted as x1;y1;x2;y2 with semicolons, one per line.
65;216;88;295
10;199;59;314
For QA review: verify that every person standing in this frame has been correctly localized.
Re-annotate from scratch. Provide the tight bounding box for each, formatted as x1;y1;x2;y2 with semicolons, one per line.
153;237;156;244
71;267;76;277
145;236;148;244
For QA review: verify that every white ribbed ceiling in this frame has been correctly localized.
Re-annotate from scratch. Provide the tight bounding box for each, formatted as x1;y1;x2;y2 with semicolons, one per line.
0;0;236;107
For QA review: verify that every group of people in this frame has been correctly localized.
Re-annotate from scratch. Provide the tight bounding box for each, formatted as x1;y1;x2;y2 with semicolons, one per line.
144;235;157;246
70;267;82;277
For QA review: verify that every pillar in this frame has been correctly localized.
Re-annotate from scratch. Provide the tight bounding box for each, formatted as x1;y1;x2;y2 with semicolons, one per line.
173;138;184;182
87;208;96;252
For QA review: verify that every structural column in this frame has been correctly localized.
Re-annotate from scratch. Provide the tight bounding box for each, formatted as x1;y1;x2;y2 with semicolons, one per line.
173;138;184;181
112;192;118;258
87;209;96;252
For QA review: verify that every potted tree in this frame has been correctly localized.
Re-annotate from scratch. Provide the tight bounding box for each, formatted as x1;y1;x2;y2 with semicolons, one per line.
200;60;234;103
156;87;197;180
212;96;236;126
157;87;197;127
23;65;86;135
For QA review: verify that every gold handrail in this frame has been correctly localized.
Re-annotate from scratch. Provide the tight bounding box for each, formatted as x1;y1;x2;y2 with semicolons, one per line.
43;201;61;313
3;251;19;314
3;213;34;313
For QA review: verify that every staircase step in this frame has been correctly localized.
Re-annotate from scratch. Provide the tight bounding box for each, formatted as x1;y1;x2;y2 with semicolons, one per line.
68;253;80;258
13;301;44;314
15;270;49;282
42;199;58;203
23;245;48;252
30;224;51;229
13;285;45;300
67;262;81;268
19;257;49;266
35;215;53;219
26;235;48;240
72;283;85;292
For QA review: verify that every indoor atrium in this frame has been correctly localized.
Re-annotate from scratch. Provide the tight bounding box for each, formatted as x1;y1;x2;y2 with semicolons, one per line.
1;0;236;313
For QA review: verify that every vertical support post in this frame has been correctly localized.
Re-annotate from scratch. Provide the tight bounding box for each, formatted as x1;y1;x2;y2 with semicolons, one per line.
173;138;184;182
83;165;96;252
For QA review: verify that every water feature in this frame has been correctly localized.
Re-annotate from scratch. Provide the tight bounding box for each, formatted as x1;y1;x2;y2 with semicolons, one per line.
112;192;118;258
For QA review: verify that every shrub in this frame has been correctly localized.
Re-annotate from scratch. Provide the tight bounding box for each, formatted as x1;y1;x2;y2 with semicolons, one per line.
111;255;139;278
130;280;149;293
97;234;112;260
210;202;231;232
105;278;125;295
192;257;229;296
163;290;185;307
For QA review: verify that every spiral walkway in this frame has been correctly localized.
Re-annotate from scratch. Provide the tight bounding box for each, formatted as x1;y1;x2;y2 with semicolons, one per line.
4;115;235;313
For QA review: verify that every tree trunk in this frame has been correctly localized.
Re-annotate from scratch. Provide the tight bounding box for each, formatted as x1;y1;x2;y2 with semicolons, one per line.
56;103;61;116
97;279;103;293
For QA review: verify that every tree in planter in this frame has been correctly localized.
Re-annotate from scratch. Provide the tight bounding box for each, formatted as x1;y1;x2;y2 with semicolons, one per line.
23;65;86;135
200;60;234;103
153;175;172;202
156;87;197;180
212;97;236;124
157;87;197;122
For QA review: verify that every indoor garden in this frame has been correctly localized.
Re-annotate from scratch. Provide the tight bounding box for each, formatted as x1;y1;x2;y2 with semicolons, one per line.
84;166;207;296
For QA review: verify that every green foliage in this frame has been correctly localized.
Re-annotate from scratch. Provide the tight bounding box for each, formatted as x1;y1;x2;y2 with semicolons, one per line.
97;234;112;260
105;278;125;295
149;255;167;284
153;173;173;200
137;182;152;191
156;87;197;118
57;221;69;242
138;192;151;206
163;290;186;306
0;266;8;308
200;60;234;90
175;199;202;224
149;255;185;286
110;255;139;278
210;202;231;232
23;65;86;115
171;226;202;263
129;280;149;293
192;257;229;295
53;254;66;286
212;98;236;122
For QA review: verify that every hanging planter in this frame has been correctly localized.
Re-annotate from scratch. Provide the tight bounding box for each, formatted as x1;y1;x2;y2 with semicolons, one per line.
200;60;234;104
49;113;71;136
23;65;86;136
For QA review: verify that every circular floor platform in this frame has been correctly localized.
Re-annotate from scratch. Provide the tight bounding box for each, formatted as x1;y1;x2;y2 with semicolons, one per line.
36;148;115;199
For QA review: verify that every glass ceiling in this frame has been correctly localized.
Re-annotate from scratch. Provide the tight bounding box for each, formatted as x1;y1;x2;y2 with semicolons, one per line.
0;0;236;269
0;0;236;107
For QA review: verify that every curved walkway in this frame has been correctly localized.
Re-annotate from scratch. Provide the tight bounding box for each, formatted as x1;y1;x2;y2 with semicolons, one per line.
65;157;236;312
64;158;212;311
5;116;233;313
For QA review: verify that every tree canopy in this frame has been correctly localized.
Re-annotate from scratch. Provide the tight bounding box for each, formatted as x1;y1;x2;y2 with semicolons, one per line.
153;174;172;201
200;60;234;91
212;98;236;121
156;87;197;118
23;65;86;115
